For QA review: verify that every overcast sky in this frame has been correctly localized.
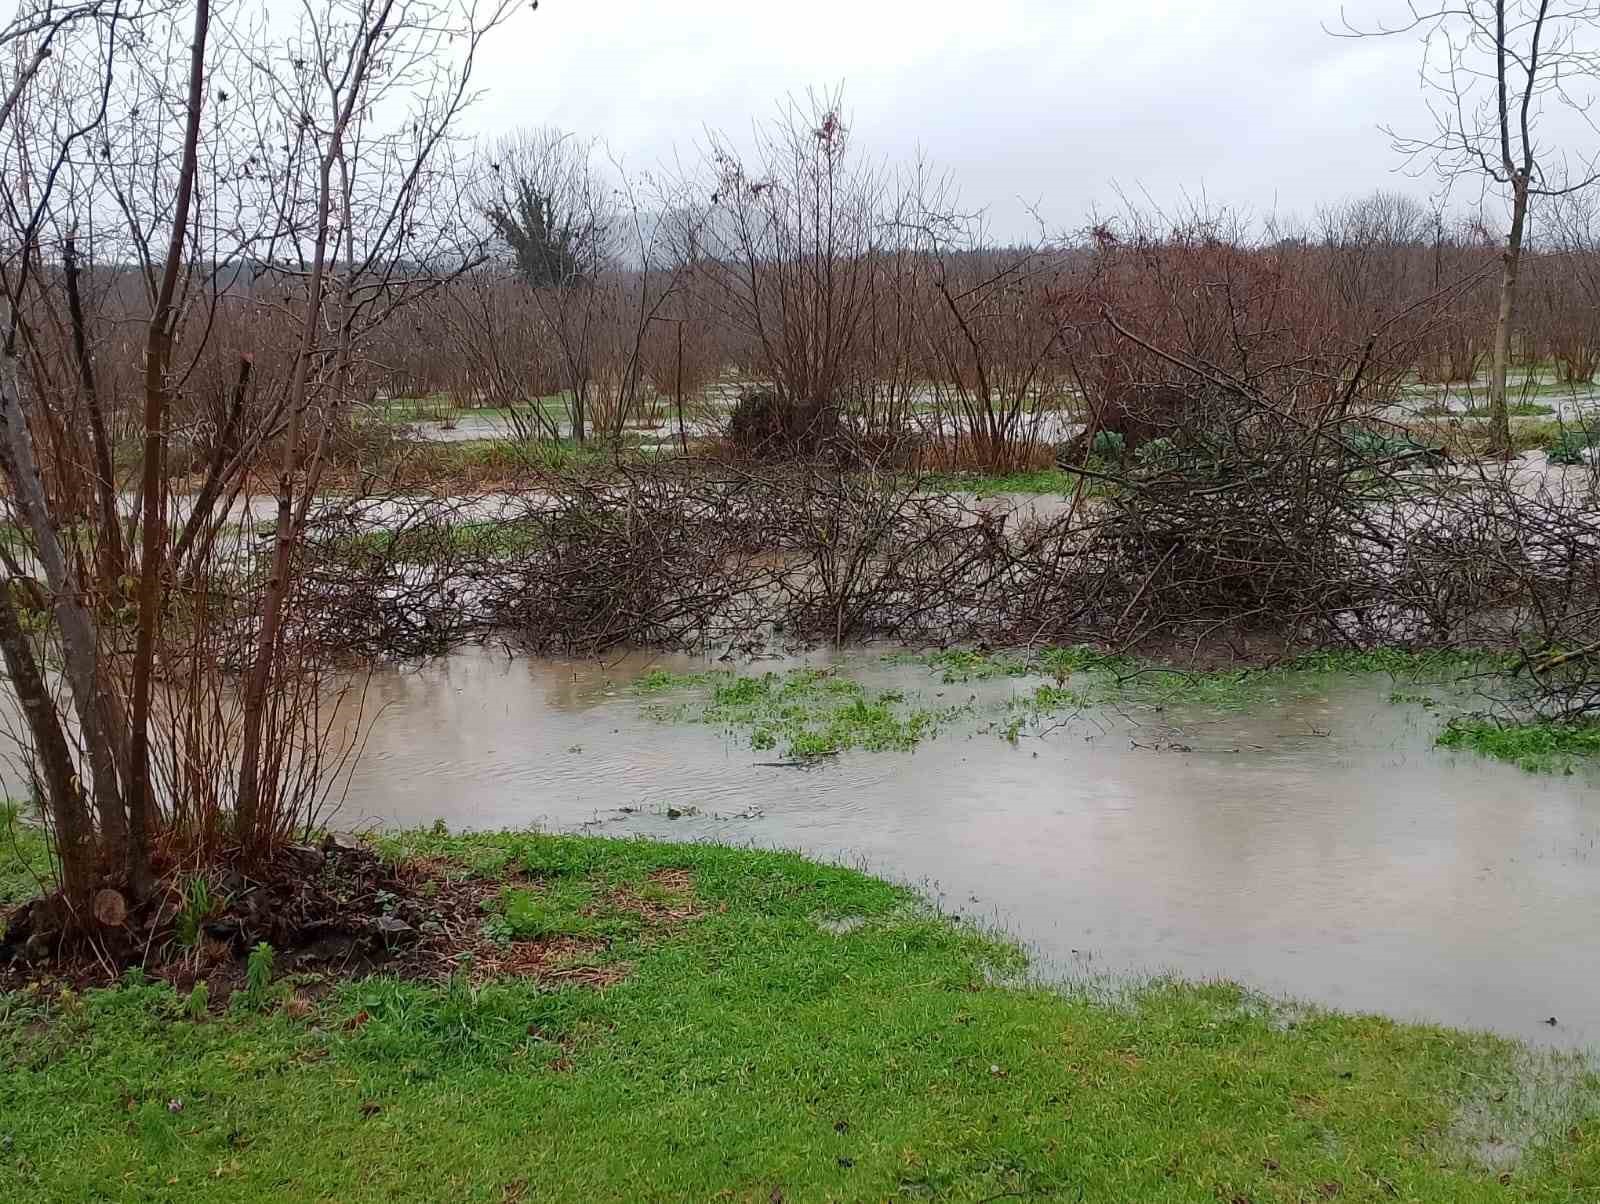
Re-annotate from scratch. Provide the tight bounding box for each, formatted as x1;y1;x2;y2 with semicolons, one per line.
465;0;1458;240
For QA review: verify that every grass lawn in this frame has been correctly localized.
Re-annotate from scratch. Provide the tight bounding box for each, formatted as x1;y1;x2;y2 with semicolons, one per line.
1;825;1596;1201
918;466;1084;496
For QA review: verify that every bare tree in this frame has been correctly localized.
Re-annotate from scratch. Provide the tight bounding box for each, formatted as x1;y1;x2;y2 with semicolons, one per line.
692;90;887;416
1345;2;1600;453
0;0;517;934
478;127;612;442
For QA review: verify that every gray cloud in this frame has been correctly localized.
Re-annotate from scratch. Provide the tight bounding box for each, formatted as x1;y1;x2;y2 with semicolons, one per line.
468;1;1512;238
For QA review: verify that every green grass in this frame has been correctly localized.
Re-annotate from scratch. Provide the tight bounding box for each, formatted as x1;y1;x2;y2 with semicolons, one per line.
0;803;50;909
1437;716;1600;773
428;436;632;471
635;666;961;758
898;646;1492;706
1406;369;1599;401
640;649;1511;756
886;645;1111;683
2;829;1598;1201
919;466;1084;496
355;436;649;488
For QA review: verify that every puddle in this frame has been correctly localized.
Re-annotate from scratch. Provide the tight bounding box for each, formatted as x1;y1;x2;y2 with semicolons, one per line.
322;646;1600;1048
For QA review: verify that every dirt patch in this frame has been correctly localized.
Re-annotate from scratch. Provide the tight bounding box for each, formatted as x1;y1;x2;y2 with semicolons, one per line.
0;841;687;1002
602;868;700;925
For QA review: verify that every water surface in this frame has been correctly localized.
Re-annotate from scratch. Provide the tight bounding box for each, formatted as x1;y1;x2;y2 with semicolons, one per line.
327;647;1600;1047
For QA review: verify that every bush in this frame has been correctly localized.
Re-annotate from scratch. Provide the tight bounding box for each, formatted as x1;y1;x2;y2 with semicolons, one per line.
725;387;839;459
1546;427;1598;466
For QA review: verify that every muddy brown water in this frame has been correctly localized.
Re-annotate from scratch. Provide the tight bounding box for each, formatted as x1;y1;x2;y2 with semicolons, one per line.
323;647;1600;1048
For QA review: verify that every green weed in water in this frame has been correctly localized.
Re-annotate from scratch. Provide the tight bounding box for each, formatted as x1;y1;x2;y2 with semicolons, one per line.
1437;717;1600;773
636;666;962;758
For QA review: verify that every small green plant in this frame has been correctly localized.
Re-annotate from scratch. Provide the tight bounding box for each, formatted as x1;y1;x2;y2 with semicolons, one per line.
175;875;215;948
184;981;209;1020
479;913;514;946
243;942;276;1009
1089;430;1125;460
1546;428;1598;466
1134;436;1177;466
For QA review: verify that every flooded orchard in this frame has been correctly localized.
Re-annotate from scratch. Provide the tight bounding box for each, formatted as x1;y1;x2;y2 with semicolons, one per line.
326;646;1600;1049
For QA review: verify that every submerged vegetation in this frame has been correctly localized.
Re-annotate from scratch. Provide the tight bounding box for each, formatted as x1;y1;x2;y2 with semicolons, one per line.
629;648;1575;769
1438;717;1600;774
3;830;1598;1202
635;666;960;758
629;646;1600;775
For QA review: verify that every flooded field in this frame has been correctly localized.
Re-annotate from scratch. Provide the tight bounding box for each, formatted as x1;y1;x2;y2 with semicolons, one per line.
326;646;1600;1048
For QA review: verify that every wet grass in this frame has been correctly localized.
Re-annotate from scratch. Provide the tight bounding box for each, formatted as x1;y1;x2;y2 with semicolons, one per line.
635;666;962;758
1461;400;1558;417
0;804;49;910
317;434;654;490
899;646;1494;706
1437;716;1600;774
649;647;1600;777
919;466;1085;496
2;829;1598;1201
638;649;1515;757
1406;416;1580;455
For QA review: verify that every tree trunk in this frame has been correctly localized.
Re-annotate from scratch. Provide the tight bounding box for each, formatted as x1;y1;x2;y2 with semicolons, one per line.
237;7;381;857
0;331;127;873
1487;177;1529;458
0;578;97;917
63;238;125;586
127;0;210;900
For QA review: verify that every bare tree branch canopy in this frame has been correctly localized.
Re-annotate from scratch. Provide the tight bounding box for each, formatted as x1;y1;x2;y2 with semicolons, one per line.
1343;1;1600;452
0;0;523;929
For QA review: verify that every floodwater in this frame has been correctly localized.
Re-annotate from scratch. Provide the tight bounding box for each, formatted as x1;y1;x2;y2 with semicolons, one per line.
326;646;1600;1048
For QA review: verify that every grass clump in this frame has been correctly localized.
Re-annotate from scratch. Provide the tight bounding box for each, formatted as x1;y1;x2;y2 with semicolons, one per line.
377;393;569;424
890;645;1111;683
637;666;960;758
1438;716;1600;773
3;829;1599;1201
